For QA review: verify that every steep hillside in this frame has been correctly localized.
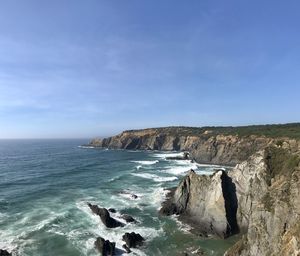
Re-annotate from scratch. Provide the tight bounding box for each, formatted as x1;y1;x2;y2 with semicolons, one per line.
89;124;300;165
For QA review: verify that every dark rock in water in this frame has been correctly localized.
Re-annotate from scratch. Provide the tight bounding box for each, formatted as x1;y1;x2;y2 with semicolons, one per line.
138;203;148;207
94;237;115;256
122;232;144;248
88;203;124;228
118;190;138;200
159;188;180;215
108;208;116;213
159;202;181;215
131;194;138;199
122;244;131;253
0;250;11;256
121;214;136;223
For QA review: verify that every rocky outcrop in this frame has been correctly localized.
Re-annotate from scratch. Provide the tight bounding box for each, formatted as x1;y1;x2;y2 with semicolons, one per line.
0;250;11;256
94;237;115;256
122;232;145;248
226;146;300;256
160;169;238;238
89;128;276;165
88;126;300;255
88;203;124;228
161;144;300;255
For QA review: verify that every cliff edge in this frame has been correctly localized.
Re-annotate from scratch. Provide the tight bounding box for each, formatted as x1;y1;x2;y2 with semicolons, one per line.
160;144;300;255
89;125;300;255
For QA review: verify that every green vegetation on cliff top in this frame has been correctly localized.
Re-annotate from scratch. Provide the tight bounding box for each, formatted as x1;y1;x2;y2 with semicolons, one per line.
125;123;300;139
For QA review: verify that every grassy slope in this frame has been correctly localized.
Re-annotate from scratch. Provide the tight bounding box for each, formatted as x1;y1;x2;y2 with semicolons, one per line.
125;123;300;139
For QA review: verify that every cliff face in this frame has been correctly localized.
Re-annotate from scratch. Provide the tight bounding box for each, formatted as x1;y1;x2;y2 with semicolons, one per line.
89;127;300;255
226;145;300;256
89;129;274;165
160;169;238;238
160;145;300;255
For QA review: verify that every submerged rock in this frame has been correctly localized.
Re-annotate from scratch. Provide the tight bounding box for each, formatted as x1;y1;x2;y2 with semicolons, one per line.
131;194;138;199
88;203;124;228
0;250;11;256
118;190;138;200
94;237;115;256
122;232;145;248
121;214;136;223
108;208;116;213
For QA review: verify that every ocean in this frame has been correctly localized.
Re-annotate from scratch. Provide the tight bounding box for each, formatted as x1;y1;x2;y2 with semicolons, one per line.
0;139;238;256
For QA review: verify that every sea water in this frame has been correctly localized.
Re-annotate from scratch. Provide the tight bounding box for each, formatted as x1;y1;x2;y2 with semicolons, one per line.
0;139;238;256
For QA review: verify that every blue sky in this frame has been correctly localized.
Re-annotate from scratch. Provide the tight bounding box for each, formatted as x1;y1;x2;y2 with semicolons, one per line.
0;0;299;138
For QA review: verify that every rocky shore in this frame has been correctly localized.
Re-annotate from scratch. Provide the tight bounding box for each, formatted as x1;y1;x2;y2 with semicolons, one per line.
88;127;281;165
89;127;300;255
161;144;300;255
88;203;145;255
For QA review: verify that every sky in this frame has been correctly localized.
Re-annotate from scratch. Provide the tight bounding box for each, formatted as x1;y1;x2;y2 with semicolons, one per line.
0;0;299;138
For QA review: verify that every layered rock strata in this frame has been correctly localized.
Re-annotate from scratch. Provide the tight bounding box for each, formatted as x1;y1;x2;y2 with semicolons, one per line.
89;128;275;165
161;145;300;255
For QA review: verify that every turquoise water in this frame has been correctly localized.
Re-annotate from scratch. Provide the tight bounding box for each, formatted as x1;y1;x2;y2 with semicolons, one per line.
0;139;238;256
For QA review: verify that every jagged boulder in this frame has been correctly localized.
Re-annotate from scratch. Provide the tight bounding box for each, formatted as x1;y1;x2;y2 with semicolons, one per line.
0;250;11;256
160;169;237;238
88;203;124;228
122;232;144;248
94;237;115;256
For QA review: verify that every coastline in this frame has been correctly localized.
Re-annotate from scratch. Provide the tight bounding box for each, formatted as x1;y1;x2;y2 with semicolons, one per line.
88;127;300;255
0;141;237;256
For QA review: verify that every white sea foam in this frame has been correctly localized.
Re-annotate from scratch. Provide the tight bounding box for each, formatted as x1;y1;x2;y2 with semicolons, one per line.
77;145;95;149
136;165;142;170
149;187;169;210
131;173;178;182
131;160;159;165
162;163;199;175
117;190;141;201
0;238;18;255
152;152;184;159
76;199;164;256
170;215;192;234
196;163;228;169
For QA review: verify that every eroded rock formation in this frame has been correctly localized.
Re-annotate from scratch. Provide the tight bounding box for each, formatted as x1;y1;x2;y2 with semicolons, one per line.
161;145;300;255
160;169;238;238
122;232;145;248
89;128;274;165
88;127;300;255
94;237;115;256
88;203;124;228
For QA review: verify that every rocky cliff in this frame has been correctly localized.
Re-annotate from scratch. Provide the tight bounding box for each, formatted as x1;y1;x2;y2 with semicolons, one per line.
160;143;300;255
89;126;300;255
160;169;238;239
89;127;277;165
